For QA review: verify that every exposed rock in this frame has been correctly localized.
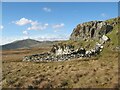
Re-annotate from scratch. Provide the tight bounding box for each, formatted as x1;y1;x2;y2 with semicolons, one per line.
23;41;104;62
70;20;114;41
22;17;118;62
50;43;74;56
100;35;110;44
98;25;113;36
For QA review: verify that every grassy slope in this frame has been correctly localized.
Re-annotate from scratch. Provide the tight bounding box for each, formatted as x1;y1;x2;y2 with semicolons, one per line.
2;18;119;88
2;51;118;88
62;18;119;52
2;54;118;88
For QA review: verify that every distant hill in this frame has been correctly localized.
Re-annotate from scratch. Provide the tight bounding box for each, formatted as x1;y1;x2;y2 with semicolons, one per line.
1;39;57;50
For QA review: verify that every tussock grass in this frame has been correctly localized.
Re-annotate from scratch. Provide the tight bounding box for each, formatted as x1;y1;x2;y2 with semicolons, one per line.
2;18;119;88
2;48;118;88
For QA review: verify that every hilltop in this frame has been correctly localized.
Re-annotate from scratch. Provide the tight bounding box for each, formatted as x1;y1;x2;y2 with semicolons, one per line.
59;17;119;51
70;18;118;41
1;39;58;50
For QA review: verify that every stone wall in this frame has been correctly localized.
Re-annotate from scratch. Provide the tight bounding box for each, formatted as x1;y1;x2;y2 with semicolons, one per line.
23;35;109;62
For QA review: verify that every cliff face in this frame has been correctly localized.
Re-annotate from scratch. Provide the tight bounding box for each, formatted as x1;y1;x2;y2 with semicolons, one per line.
70;18;118;41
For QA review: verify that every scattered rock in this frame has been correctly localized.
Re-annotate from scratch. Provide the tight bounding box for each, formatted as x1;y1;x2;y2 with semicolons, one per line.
23;40;105;62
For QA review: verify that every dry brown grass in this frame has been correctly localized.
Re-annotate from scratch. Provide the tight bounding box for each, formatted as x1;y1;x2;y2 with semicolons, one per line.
2;47;119;88
2;47;51;62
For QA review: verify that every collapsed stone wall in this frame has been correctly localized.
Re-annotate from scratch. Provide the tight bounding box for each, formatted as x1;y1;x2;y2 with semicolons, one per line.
50;44;74;56
23;44;102;62
23;44;75;62
23;35;109;62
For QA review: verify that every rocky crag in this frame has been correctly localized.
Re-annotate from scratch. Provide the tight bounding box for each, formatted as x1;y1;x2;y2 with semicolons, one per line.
70;18;117;41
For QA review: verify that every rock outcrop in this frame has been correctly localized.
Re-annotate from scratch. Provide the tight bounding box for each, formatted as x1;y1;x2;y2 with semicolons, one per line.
70;20;117;41
22;17;118;62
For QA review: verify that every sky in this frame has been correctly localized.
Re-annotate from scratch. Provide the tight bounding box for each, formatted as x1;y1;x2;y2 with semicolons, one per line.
1;0;120;2
1;2;118;45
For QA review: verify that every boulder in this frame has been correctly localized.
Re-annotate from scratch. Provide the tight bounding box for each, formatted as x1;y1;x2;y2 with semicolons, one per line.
100;35;110;44
102;35;109;41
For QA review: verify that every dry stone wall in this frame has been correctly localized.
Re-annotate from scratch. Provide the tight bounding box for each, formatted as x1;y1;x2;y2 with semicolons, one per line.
23;37;108;62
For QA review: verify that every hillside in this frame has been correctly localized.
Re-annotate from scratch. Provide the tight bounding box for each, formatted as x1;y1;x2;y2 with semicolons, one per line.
1;39;57;50
1;39;41;50
59;17;119;51
2;52;118;88
2;17;119;88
